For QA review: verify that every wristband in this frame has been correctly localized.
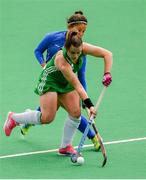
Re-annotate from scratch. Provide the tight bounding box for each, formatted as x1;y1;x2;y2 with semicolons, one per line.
83;98;94;109
81;100;86;109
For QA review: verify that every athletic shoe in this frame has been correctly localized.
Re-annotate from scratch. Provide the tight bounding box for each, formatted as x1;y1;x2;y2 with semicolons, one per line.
3;112;17;136
20;124;33;135
91;136;101;151
58;144;77;156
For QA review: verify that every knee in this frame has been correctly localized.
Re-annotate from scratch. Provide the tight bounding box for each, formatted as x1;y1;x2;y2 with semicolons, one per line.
70;107;81;118
41;113;54;124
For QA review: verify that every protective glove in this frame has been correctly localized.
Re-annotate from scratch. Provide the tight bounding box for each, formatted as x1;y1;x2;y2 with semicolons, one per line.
102;72;112;87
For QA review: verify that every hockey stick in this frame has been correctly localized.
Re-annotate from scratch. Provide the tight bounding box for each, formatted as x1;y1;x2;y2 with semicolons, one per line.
71;86;107;166
91;86;107;167
92;122;107;167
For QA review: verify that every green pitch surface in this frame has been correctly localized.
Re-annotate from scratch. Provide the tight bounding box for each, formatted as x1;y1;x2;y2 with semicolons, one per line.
0;0;146;179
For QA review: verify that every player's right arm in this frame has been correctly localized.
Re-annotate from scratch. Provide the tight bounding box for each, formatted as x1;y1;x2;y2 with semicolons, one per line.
55;52;88;100
55;51;96;117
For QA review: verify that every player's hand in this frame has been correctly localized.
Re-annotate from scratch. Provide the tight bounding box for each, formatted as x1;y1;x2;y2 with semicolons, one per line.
89;106;96;119
102;72;112;87
83;98;96;118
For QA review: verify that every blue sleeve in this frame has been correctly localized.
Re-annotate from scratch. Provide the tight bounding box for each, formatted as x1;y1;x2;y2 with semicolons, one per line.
78;56;87;91
34;33;53;65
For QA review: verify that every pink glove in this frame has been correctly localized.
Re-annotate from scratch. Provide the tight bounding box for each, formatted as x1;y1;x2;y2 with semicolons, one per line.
102;72;112;87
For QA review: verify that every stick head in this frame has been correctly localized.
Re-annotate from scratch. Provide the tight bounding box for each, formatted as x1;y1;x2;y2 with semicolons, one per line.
71;154;78;163
71;153;84;164
102;155;107;167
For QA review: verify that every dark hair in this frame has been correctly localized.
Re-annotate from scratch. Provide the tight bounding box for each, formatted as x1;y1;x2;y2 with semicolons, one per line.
65;31;82;50
67;10;88;26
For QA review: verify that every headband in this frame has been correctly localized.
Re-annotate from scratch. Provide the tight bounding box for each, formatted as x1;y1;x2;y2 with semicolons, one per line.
68;20;87;25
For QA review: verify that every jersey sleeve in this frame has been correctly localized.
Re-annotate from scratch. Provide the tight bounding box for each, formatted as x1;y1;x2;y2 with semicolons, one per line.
34;33;54;65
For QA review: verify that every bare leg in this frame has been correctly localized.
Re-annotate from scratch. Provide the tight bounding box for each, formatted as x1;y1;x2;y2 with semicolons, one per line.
40;92;58;124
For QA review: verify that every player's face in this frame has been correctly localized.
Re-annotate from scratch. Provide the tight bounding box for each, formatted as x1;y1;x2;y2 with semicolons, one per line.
69;24;87;38
67;45;83;63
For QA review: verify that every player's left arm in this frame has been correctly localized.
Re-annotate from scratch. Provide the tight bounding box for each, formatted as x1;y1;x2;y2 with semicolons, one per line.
83;42;113;73
83;42;113;87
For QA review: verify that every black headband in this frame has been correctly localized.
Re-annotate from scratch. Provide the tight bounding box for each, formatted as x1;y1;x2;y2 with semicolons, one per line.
68;20;87;25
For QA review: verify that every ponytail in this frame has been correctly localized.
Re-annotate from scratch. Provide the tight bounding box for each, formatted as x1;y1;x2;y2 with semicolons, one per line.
65;31;82;50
